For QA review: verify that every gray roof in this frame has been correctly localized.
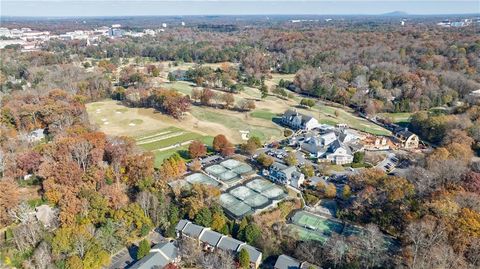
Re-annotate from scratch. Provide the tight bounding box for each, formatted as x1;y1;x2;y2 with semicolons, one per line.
328;140;352;155
271;162;288;171
309;176;327;186
274;254;301;269
271;162;300;180
282;109;315;125
217;236;244;252
182;222;205;238
155;242;178;260
175;219;190;233
238;244;263;264
199;229;223;246
129;242;177;269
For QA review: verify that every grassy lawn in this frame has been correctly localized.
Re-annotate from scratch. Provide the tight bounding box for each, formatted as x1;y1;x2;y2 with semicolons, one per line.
378;112;413;124
270;73;296;84
190;107;283;142
160;81;196;95
250;109;277;121
309;104;391;136
151;136;214;167
134;127;213;167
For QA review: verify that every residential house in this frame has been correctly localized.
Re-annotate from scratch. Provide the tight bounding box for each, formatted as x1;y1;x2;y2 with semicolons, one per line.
274;254;320;269
175;220;263;269
239;244;263;269
199;229;223;251
395;128;419;149
309;176;328;187
281;109;319;130
217;236;245;252
274;254;301;269
268;162;305;188
181;222;205;238
129;242;179;269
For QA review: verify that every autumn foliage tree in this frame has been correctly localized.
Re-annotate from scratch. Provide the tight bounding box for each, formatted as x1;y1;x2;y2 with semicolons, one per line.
212;134;235;156
188;140;207;159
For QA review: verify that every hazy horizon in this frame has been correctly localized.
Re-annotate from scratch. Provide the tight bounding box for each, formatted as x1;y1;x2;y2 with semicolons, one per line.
1;1;479;17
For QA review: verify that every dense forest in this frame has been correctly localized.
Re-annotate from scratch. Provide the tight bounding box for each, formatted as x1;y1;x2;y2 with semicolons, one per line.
33;23;480;114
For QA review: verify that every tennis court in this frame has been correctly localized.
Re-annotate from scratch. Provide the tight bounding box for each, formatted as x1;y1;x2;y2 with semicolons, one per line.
205;164;228;176
220;193;253;218
246;177;287;200
205;159;252;186
290;225;328;243
185;173;220;187
231;164;253;175
290;211;344;242
218;171;240;183
220;159;243;169
229;186;270;208
246;178;273;192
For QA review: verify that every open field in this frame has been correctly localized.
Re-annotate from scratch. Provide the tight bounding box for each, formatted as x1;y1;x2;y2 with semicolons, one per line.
160;81;196;95
378;112;413;124
86;99;283;165
161;61;238;72
87;63;390;165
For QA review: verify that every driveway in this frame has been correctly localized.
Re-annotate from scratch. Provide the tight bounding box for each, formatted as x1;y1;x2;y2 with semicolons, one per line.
108;230;165;269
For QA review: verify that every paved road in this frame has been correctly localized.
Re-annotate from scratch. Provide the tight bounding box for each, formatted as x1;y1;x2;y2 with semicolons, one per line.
108;230;165;269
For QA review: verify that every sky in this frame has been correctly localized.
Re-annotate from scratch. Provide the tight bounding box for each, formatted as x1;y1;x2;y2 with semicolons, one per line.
1;0;479;17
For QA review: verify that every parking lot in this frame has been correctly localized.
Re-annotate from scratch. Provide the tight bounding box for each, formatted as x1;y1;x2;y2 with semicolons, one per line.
376;153;399;173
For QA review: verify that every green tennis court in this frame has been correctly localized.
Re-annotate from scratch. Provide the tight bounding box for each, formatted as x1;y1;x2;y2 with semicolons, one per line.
290;211;344;242
290;225;328;243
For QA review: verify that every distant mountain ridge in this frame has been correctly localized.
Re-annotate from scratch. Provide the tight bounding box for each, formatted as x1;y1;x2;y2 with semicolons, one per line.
382;11;408;17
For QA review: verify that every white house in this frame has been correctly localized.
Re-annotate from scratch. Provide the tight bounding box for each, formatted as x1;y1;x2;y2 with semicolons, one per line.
281;109;319;130
268;162;305;188
325;140;354;165
301;131;337;157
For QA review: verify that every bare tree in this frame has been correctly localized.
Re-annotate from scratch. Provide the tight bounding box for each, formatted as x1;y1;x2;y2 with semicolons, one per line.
354;224;388;269
177;237;202;267
0;149;4;176
295;241;321;264
137;191;154;215
33;241;52;269
405;218;447;269
71;140;92;171
12;221;42;251
9;202;35;224
216;249;235;269
325;234;348;268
